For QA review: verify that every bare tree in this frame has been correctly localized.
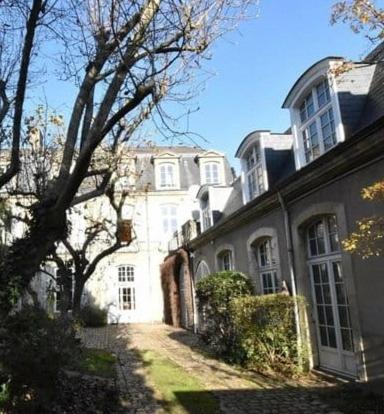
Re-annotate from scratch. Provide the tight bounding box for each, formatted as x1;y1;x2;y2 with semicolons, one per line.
48;182;132;314
0;0;257;316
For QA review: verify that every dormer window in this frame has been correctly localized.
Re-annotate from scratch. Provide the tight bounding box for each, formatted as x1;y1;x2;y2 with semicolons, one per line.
204;162;220;185
197;151;225;186
159;163;175;188
201;193;211;231
298;79;337;164
153;152;180;190
245;143;264;200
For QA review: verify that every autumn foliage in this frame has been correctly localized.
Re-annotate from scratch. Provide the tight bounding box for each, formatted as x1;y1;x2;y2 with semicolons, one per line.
343;180;384;258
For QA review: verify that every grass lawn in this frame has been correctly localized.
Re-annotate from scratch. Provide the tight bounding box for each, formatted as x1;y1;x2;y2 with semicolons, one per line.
72;348;117;378
139;350;220;414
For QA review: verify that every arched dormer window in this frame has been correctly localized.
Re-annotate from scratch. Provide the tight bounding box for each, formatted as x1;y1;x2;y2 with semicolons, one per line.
299;79;337;163
244;142;264;201
283;58;346;170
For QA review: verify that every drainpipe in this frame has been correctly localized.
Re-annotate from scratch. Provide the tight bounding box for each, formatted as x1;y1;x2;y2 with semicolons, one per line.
144;186;153;322
188;250;198;333
277;191;303;367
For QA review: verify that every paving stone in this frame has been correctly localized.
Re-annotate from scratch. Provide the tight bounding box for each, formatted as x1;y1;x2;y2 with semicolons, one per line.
80;324;346;414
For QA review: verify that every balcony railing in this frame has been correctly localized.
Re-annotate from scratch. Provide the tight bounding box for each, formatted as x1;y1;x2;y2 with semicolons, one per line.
168;219;199;252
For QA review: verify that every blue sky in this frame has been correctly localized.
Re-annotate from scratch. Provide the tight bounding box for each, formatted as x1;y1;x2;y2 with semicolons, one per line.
35;0;373;171
174;0;372;169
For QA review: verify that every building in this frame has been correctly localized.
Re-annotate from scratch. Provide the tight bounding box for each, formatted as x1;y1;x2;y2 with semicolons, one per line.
21;146;233;324
165;46;384;382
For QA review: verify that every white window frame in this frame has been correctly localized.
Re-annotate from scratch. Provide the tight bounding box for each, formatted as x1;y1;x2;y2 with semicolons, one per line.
218;250;233;271
200;193;212;231
245;143;264;201
203;162;220;185
159;162;176;189
254;238;279;294
298;79;338;164
161;204;178;236
307;216;354;354
118;265;136;311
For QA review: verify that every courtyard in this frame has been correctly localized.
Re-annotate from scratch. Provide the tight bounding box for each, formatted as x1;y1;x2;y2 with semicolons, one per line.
80;324;372;414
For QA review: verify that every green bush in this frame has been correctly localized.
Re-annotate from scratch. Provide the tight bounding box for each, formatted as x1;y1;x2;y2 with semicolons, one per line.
77;304;108;327
195;271;252;357
0;306;80;412
231;294;306;375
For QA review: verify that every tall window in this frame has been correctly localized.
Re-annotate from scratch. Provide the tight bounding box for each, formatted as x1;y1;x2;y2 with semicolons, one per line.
253;238;279;294
118;265;135;311
159;163;176;188
218;250;233;271
299;79;338;164
161;204;178;235
204;162;220;185
201;193;211;231
245;144;264;200
307;216;354;352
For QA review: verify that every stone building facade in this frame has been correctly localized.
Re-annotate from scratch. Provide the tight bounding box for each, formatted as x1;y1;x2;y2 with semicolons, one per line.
167;47;384;382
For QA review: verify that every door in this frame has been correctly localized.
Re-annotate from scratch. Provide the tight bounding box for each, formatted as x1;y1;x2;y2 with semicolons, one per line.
116;265;136;323
307;216;357;377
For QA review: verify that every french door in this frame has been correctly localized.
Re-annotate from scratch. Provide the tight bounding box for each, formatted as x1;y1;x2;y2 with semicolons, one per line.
309;257;356;376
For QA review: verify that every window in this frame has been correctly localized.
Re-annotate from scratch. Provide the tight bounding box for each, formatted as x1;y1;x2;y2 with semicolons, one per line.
204;162;220;185
253;238;279;294
201;193;211;231
118;265;135;282
118;265;135;311
218;250;233;271
298;79;338;164
307;216;354;353
159;163;175;188
161;204;178;235
245;143;264;200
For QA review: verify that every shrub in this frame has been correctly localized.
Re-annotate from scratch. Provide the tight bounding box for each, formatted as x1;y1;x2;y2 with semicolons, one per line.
231;294;306;375
77;304;108;327
195;271;252;357
0;306;80;412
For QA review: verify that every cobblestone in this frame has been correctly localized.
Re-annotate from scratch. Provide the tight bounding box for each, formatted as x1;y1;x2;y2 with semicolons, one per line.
80;324;347;414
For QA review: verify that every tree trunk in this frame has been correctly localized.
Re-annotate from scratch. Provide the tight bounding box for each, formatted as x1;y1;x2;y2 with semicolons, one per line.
0;205;66;317
72;277;86;315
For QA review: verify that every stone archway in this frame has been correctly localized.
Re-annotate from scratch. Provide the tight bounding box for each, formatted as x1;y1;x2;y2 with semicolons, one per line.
161;249;194;329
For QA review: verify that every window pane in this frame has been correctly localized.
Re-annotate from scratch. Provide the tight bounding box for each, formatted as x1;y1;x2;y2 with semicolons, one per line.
341;328;353;352
160;164;175;188
321;109;336;150
162;205;178;234
316;79;330;108
328;327;337;348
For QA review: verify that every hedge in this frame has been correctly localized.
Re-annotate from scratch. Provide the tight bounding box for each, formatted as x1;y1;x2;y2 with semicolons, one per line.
231;294;306;375
195;271;253;357
196;271;306;375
